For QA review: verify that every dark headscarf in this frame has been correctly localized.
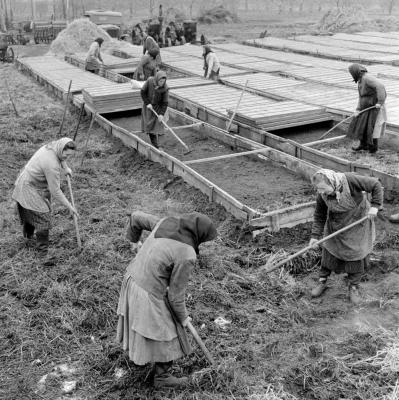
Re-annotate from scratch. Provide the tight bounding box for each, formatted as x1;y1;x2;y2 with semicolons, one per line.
95;37;104;46
154;212;217;254
154;70;168;90
348;63;368;83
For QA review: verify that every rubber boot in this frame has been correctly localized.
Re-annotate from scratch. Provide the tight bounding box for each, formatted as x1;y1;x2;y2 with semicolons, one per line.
36;230;56;266
352;141;368;151
36;230;49;255
349;285;361;305
311;278;328;298
369;139;378;154
23;222;35;239
148;133;159;149
153;361;188;389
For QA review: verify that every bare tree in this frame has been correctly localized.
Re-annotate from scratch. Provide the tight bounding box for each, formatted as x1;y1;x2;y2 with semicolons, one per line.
0;0;6;31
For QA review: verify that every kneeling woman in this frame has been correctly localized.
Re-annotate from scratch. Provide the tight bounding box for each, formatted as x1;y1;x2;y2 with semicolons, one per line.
12;138;78;256
117;211;217;388
309;169;383;304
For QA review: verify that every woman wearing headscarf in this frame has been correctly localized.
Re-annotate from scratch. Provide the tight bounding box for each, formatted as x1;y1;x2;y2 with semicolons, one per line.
309;169;383;304
133;48;159;81
347;63;387;153
12;138;78;257
202;45;221;81
116;211;217;388
140;70;169;149
85;37;104;74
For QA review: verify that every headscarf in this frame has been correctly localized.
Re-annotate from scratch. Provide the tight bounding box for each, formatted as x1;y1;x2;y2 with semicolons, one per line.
95;37;104;46
203;45;212;56
154;70;167;89
311;169;346;203
348;63;368;83
148;48;160;58
154;212;217;254
46;137;74;160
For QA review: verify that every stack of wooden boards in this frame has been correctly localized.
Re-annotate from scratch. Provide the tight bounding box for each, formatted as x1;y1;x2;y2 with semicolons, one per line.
82;83;142;113
82;77;215;114
227;101;329;130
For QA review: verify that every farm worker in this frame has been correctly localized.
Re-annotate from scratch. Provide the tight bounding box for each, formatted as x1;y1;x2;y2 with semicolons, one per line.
346;64;387;153
203;45;220;81
85;37;104;74
12;138;78;259
142;32;162;63
133;48;159;81
116;211;217;388
140;70;169;149
309;169;383;304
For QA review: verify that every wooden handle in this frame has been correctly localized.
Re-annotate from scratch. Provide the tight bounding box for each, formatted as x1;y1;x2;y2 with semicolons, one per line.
226;79;248;131
186;321;215;365
263;215;369;273
318;105;377;141
80;112;97;167
150;108;190;151
66;175;82;249
59;80;72;136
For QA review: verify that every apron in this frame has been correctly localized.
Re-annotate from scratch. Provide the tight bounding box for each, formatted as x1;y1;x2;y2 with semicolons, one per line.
322;177;375;261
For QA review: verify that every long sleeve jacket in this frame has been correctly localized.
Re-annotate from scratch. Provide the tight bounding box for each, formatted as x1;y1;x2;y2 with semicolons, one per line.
311;173;383;240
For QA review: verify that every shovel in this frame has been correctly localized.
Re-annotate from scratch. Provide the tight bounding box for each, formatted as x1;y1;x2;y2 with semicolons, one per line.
150;107;192;154
318;106;377;141
261;215;369;274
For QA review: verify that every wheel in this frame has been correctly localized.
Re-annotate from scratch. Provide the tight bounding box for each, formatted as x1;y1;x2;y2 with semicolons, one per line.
5;47;14;63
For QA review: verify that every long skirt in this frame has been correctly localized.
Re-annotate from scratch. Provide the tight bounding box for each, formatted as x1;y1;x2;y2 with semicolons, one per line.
141;106;169;134
347;108;379;146
116;277;185;366
321;247;369;275
16;203;51;231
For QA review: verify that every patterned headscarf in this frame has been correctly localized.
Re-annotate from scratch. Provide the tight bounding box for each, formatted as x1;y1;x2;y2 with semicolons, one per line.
46;137;74;160
311;169;347;203
348;63;368;83
154;212;217;254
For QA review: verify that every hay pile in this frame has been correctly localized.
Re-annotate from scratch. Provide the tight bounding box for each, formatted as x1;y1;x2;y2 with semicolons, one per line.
198;5;239;24
316;5;369;33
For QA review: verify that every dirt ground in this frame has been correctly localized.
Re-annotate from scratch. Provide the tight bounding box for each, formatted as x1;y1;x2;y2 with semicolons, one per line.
111;114;314;213
2;20;399;400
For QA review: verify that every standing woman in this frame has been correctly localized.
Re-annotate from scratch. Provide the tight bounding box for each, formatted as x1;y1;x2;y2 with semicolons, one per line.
309;169;383;304
347;64;387;153
85;37;104;74
140;70;169;149
202;45;221;81
133;48;159;81
117;211;217;388
12;138;78;257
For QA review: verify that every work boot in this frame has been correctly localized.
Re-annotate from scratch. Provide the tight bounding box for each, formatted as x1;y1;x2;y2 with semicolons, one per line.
153;362;189;389
389;213;399;223
352;141;368;151
349;285;361;305
311;279;328;298
369;139;378;154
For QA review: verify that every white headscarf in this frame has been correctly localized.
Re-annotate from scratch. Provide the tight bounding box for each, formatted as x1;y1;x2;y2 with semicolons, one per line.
312;169;347;203
46;137;73;160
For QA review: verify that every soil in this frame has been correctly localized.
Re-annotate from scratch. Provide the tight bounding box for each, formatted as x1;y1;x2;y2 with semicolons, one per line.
111;114;314;213
2;18;399;400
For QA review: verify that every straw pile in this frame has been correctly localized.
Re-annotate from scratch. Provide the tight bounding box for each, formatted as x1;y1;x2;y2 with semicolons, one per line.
49;18;141;57
316;5;369;33
198;5;239;24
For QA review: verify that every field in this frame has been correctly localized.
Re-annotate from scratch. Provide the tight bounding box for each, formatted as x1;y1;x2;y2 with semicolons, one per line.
2;17;399;400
